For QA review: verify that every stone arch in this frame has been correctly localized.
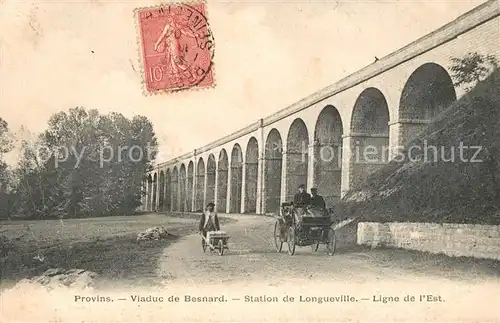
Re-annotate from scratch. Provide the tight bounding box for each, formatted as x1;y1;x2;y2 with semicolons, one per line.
244;137;259;213
217;149;229;213
147;174;153;212
165;170;171;212
399;62;456;143
195;157;205;211
313;105;343;207
286;118;309;202
179;164;187;212
206;154;216;206
351;87;389;135
171;167;179;212
264;129;283;213
152;172;158;212
159;171;165;211
230;144;243;213
187;161;194;211
349;87;390;187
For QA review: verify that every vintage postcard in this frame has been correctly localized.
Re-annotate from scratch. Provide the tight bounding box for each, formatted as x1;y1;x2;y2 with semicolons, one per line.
0;0;499;322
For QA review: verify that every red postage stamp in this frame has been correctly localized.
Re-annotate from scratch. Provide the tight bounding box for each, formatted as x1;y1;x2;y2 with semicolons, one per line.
135;2;215;94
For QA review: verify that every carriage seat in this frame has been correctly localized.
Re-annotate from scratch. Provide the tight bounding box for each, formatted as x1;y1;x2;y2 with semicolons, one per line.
301;216;331;226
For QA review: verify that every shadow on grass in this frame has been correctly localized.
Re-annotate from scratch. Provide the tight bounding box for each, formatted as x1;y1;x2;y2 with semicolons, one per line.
0;232;190;290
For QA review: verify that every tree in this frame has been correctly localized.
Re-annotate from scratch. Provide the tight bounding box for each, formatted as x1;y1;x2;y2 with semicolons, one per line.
450;53;500;204
450;52;499;92
0;118;13;154
15;107;158;219
0;119;12;188
0;118;15;218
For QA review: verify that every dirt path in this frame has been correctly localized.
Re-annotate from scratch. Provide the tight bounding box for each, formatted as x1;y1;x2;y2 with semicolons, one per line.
157;214;499;285
2;214;498;322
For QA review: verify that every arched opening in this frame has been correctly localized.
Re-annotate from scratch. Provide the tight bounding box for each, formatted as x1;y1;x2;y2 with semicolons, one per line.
187;161;194;211
264;129;283;213
195;158;205;211
179;164;187;212
206;154;216;206
314;105;343;207
159;171;165;211
230;144;243;213
350;87;390;187
147;174;153;212
244;137;259;213
165;170;171;212
399;62;456;143
152;172;158;212
286;119;309;202
352;88;389;135
171;167;179;211
217;150;229;213
141;179;147;211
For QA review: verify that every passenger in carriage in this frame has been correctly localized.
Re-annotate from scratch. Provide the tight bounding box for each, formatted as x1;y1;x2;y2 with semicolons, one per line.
198;202;220;238
293;184;311;207
310;188;326;210
293;184;311;225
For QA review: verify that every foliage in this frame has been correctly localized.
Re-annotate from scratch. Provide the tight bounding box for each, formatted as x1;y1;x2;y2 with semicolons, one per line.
12;107;158;219
0;118;13;154
0;118;15;218
449;52;498;92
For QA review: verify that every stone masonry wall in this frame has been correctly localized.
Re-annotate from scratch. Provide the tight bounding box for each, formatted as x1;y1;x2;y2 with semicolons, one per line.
357;222;500;260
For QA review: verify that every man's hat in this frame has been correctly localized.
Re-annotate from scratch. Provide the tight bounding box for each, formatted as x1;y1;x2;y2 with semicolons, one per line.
311;187;318;192
206;202;215;207
298;184;305;189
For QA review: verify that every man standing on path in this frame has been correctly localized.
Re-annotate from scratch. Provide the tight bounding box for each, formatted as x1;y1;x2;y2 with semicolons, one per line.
198;202;220;238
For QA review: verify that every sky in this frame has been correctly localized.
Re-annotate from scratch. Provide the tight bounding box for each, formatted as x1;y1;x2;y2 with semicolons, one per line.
0;0;486;166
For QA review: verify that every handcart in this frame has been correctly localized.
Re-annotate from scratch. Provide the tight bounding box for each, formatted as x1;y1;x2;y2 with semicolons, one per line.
200;230;229;256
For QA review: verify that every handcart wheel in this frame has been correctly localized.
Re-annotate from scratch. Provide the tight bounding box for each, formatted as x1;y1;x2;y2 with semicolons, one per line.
218;239;224;256
274;221;283;252
327;228;336;256
287;227;296;256
311;241;320;252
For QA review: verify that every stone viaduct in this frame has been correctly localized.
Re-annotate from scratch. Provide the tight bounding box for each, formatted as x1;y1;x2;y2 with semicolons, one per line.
142;0;500;215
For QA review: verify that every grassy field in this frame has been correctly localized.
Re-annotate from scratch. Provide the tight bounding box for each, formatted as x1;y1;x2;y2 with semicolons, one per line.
0;213;234;290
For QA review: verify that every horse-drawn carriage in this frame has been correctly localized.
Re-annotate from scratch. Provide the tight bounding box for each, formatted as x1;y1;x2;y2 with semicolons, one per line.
273;203;337;256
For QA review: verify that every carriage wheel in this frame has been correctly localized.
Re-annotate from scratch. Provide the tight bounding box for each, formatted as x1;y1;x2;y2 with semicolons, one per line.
274;221;283;252
311;241;320;252
201;237;207;253
287;227;296;256
327;228;336;256
218;239;224;256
